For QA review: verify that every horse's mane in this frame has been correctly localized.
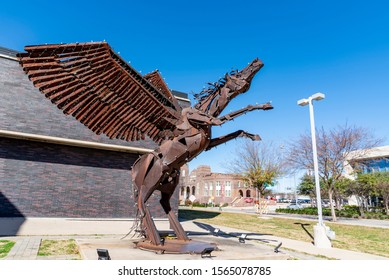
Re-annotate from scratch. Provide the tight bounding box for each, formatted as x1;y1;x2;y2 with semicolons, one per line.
194;70;238;104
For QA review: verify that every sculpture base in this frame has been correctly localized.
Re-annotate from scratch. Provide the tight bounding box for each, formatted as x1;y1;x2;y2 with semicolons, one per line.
134;239;219;254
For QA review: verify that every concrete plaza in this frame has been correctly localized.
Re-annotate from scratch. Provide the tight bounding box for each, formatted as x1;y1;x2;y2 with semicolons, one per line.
1;217;388;260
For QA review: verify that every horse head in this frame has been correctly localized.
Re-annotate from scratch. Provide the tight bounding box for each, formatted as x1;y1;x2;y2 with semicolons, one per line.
225;58;263;99
194;58;264;117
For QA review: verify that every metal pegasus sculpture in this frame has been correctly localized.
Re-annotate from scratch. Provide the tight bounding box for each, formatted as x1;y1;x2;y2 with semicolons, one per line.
17;42;273;253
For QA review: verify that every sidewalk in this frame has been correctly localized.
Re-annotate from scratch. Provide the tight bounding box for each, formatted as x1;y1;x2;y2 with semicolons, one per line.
3;236;41;260
1;218;388;260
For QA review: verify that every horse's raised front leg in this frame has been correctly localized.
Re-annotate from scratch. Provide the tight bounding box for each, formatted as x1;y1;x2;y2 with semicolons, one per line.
206;130;260;151
218;103;273;124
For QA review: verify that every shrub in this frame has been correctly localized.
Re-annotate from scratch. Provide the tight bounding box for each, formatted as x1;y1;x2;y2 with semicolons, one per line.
275;206;389;219
342;205;360;216
192;202;210;208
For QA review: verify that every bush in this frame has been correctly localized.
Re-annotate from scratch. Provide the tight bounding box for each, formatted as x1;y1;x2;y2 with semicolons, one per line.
192;202;208;208
341;205;360;216
275;206;389;220
369;207;386;214
343;205;359;211
364;211;388;220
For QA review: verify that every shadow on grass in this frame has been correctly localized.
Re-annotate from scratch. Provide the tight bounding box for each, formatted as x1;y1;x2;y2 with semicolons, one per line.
190;221;277;244
178;209;221;221
294;222;314;243
178;209;279;244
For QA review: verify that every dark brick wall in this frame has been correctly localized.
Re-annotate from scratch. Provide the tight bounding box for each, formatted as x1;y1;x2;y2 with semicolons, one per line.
0;56;184;218
0;137;175;218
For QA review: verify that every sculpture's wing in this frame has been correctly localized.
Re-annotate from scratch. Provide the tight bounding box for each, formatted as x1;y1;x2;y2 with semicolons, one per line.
144;70;181;111
17;42;182;143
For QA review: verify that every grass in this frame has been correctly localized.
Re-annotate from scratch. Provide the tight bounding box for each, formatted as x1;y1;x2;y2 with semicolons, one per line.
38;239;81;259
179;209;389;258
0;240;16;258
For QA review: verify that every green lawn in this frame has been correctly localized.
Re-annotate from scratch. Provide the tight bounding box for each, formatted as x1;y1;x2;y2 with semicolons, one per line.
38;239;81;259
0;240;15;259
179;209;389;258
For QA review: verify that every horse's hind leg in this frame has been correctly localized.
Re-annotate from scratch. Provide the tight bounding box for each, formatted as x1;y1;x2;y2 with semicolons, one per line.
159;172;189;241
160;191;189;241
135;186;161;245
131;154;165;245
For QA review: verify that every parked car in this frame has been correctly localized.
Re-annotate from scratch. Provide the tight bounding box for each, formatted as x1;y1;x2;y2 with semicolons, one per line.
321;199;335;208
277;198;290;203
299;199;311;204
287;203;304;210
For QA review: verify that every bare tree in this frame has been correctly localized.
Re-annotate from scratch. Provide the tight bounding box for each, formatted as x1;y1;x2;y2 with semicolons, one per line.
286;124;381;222
228;140;284;200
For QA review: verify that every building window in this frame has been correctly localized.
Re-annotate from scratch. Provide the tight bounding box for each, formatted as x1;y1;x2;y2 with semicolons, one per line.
190;174;196;183
362;158;389;173
204;183;208;196
209;182;213;196
225;181;231;197
216;181;221;197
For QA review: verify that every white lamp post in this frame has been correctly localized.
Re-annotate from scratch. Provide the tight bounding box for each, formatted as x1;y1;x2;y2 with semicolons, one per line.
297;92;332;248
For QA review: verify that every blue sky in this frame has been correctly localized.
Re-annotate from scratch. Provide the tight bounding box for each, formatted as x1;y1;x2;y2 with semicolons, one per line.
1;0;389;173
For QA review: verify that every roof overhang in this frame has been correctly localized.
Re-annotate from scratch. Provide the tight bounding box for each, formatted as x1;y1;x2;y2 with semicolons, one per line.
0;129;153;154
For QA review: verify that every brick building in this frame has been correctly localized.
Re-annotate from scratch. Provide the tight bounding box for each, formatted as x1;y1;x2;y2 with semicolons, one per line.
180;165;258;206
0;46;190;218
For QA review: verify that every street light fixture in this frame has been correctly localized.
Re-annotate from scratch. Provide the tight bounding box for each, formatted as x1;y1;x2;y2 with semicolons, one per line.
298;92;332;248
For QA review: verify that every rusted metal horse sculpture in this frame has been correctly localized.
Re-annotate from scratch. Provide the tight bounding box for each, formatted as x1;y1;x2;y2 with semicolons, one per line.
18;42;272;254
131;60;273;252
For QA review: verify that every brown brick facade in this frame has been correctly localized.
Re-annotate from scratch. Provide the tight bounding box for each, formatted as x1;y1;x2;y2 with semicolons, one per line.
180;165;257;206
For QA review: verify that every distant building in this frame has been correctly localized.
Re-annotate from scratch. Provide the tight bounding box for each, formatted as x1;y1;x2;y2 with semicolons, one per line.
344;145;389;178
340;145;389;206
179;165;258;206
0;46;190;218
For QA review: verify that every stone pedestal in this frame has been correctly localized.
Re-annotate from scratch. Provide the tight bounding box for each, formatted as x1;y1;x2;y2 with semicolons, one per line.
135;239;218;254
